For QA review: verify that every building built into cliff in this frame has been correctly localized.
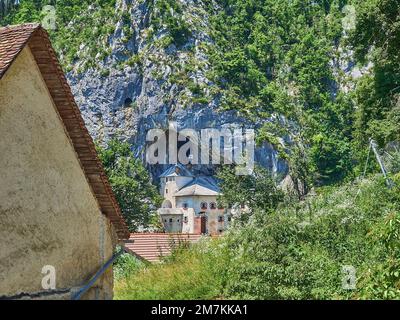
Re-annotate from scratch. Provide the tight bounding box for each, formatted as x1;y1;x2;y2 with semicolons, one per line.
157;164;232;236
0;24;129;299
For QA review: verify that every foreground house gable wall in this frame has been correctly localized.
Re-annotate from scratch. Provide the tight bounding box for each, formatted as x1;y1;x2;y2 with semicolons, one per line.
0;47;114;299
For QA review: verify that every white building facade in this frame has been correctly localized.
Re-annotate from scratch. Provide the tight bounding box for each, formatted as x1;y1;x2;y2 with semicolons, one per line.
158;164;232;235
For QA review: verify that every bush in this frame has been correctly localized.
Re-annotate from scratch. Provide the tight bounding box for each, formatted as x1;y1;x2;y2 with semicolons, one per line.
114;176;400;300
114;238;229;300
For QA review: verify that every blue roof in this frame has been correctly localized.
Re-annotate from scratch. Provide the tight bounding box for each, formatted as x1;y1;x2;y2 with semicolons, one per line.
159;164;194;178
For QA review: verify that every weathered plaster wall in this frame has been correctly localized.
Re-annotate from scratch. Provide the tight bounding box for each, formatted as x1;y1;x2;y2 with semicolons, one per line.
0;47;115;299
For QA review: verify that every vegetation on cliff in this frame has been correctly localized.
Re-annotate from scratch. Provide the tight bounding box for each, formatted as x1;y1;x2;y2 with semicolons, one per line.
97;139;162;232
3;0;400;300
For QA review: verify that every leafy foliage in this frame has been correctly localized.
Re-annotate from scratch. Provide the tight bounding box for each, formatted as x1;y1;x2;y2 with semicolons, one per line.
1;0;119;70
115;176;400;300
206;0;355;186
216;165;284;215
151;0;192;47
350;0;400;147
97;139;162;232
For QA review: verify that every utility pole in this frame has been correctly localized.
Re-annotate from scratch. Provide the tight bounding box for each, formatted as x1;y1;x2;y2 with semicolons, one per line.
369;138;393;188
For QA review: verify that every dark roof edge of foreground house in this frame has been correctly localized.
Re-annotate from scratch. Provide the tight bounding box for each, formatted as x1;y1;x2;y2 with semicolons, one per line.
0;23;129;239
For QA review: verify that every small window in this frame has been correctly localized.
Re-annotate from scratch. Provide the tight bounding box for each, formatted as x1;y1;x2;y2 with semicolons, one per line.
210;202;217;210
166;189;168;194
177;219;180;222
184;216;188;223
218;216;224;223
227;216;232;222
201;202;208;210
169;218;173;223
218;229;223;234
182;203;188;210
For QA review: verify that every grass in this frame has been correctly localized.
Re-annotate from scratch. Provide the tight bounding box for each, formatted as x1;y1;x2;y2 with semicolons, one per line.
114;175;400;300
114;239;227;300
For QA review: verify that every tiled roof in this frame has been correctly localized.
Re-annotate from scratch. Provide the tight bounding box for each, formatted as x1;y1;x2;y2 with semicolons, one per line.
0;23;39;79
0;24;129;240
175;176;221;197
125;233;202;263
159;164;194;178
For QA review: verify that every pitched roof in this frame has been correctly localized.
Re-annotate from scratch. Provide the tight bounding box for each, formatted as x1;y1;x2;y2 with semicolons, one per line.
159;163;194;178
174;176;221;197
0;24;129;240
125;233;202;263
0;23;38;78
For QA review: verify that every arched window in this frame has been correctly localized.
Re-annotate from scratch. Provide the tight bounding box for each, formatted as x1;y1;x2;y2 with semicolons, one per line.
210;202;217;210
169;218;173;223
201;202;208;210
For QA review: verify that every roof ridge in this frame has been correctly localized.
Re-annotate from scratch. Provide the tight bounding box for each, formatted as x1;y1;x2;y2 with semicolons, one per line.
0;24;129;239
0;23;41;31
0;23;41;79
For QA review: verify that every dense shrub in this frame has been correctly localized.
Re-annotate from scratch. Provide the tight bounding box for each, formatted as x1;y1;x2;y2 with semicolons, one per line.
114;176;400;300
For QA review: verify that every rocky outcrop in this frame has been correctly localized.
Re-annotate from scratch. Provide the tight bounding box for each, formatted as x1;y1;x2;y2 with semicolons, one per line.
67;0;287;178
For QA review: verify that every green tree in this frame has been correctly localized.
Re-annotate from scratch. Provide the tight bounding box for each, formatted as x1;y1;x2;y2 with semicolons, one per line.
216;165;284;218
97;139;162;232
351;0;400;147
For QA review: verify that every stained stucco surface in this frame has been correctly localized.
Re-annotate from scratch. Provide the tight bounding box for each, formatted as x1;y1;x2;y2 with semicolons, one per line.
0;47;115;299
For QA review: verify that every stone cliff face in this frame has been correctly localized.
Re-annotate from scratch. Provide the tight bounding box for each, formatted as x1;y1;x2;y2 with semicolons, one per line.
66;0;287;178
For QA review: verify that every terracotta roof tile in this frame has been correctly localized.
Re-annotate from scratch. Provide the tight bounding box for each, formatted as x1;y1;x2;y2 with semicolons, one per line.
0;24;129;239
0;23;40;79
125;233;203;262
